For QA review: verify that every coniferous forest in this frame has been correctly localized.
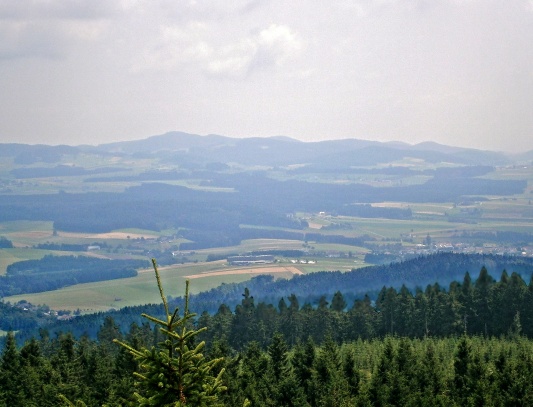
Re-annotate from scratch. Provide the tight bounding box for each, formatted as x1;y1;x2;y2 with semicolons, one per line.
1;260;533;405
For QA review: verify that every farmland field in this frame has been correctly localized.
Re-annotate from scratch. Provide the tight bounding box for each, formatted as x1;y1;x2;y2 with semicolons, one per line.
2;138;533;313
2;198;533;311
3;261;306;312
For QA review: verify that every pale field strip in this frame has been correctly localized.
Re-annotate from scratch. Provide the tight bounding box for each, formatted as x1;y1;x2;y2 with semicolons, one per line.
7;230;159;243
193;239;304;255
185;265;303;279
59;231;159;239
306;222;323;229
370;202;410;208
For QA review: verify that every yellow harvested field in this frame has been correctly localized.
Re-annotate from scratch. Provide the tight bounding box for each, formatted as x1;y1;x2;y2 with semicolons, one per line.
186;266;303;279
10;231;52;240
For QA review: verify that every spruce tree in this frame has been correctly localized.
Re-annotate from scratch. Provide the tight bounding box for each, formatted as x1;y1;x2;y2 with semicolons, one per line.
453;336;471;405
280;294;301;346
342;350;360;397
231;288;258;350
114;259;227;406
0;332;24;406
268;333;290;382
472;266;494;335
292;337;315;395
330;291;347;312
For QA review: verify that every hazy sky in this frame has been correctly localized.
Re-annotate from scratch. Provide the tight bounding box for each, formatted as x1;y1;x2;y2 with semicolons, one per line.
1;0;532;152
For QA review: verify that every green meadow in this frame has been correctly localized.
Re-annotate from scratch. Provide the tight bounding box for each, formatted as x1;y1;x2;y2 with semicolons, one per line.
3;260;298;312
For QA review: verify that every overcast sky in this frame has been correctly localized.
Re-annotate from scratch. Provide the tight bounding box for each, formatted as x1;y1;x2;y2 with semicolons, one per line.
1;0;532;152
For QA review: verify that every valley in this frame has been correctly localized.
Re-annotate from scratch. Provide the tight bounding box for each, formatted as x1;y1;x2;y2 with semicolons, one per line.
1;133;533;313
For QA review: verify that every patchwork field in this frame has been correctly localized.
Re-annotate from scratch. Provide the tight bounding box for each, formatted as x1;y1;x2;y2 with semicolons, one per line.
3;261;305;312
2;157;533;313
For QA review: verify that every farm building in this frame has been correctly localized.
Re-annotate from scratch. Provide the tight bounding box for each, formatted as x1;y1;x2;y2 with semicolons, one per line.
227;255;275;265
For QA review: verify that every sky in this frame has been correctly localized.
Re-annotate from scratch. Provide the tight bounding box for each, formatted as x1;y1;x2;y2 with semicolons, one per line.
1;0;532;153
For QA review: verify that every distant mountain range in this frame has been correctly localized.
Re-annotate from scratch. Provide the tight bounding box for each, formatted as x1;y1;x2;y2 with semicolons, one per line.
2;131;532;167
95;131;533;167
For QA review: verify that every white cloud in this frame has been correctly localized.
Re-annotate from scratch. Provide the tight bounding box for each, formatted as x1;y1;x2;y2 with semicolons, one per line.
257;24;301;66
0;20;66;60
0;0;118;60
134;19;302;78
205;39;255;76
130;21;209;72
206;24;302;77
0;0;120;20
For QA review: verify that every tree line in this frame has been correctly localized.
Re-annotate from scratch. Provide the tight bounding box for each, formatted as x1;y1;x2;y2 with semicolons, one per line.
12;253;533;344
195;267;533;350
0;237;13;249
0;255;146;297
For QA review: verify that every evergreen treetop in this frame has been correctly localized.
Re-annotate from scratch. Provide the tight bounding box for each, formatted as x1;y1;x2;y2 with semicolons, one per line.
113;258;227;406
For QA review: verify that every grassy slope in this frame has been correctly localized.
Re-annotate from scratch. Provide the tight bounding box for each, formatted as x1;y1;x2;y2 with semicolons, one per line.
3;261;299;312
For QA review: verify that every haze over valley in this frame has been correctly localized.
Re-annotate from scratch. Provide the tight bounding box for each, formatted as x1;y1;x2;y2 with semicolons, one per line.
1;131;533;314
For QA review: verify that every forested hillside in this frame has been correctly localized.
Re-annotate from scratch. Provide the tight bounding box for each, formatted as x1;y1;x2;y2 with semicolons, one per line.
2;261;533;406
3;325;533;406
8;252;533;343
